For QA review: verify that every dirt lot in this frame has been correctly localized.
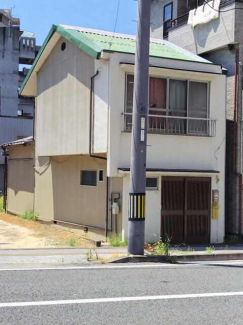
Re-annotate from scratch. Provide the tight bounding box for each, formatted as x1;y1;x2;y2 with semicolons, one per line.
0;212;95;249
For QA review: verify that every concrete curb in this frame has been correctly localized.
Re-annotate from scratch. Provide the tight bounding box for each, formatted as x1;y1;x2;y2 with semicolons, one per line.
110;253;243;263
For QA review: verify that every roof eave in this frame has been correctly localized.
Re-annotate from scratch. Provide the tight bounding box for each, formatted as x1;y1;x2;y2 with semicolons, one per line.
20;24;103;97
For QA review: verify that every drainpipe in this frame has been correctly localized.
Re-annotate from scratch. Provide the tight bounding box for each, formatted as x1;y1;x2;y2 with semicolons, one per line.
89;71;110;240
233;49;239;173
237;62;243;235
89;70;106;161
2;148;8;212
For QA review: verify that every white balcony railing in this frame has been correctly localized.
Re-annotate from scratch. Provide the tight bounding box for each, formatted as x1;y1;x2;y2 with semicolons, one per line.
123;113;216;137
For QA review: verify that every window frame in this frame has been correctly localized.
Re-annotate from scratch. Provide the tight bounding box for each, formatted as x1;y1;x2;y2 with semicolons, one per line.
124;73;210;136
80;170;97;187
163;2;173;38
146;177;159;191
98;170;104;182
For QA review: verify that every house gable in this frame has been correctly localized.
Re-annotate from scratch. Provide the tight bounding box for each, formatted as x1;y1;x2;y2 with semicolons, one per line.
36;37;95;156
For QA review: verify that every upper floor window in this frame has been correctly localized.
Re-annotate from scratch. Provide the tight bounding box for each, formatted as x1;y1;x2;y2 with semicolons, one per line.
163;3;173;38
188;0;205;10
124;74;213;137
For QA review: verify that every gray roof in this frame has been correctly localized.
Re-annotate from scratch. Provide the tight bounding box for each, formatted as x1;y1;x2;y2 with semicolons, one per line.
1;136;34;149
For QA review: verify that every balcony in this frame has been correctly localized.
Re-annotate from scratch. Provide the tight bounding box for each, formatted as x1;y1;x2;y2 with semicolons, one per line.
166;0;242;55
170;0;238;32
123;113;216;137
19;33;36;65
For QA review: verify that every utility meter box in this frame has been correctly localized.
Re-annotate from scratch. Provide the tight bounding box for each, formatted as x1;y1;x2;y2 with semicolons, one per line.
112;202;119;215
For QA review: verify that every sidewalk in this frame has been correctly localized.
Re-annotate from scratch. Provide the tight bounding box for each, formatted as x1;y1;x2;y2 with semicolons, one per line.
1;245;243;268
112;245;243;263
0;247;128;268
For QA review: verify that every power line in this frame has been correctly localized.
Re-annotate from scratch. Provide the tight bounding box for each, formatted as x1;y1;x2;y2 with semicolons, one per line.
109;0;121;50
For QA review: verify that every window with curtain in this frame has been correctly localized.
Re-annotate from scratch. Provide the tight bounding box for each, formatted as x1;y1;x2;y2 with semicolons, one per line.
188;81;208;135
169;80;187;133
149;77;167;132
125;74;209;136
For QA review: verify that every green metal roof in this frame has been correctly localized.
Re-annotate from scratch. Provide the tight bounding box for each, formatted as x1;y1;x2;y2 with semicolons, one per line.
57;25;207;62
20;24;211;96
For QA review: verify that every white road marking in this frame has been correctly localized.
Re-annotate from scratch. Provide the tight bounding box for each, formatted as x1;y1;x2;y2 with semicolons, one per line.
1;292;243;308
0;264;186;272
0;261;242;272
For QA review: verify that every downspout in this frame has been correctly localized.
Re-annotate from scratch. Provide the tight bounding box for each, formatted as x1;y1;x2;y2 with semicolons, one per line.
237;62;243;235
233;49;239;173
2;148;8;212
89;70;106;161
89;70;110;240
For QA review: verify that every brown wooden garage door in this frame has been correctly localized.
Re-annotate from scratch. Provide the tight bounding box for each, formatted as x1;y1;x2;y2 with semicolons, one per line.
161;177;211;244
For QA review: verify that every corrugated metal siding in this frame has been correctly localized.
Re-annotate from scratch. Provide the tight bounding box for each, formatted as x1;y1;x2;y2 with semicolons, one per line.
0;117;33;165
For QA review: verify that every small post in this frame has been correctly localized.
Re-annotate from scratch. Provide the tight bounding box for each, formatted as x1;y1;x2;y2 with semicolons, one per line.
128;0;151;255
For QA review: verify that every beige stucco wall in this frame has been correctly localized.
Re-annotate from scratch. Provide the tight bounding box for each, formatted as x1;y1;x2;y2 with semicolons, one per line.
36;37;100;156
35;154;109;240
7;144;34;216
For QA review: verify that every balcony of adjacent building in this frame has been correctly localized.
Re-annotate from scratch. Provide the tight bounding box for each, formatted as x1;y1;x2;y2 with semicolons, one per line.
19;31;40;65
162;0;243;55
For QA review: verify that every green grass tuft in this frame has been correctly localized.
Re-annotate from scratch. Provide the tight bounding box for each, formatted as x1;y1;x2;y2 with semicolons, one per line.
68;237;77;247
0;196;4;212
109;236;127;247
19;211;36;221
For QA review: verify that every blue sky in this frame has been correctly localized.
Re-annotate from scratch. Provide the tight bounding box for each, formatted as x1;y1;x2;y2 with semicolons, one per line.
1;0;138;45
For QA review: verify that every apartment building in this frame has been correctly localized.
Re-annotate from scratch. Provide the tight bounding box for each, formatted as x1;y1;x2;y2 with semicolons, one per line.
0;10;39;191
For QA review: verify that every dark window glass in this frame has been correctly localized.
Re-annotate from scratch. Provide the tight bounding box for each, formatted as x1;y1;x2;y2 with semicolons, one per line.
81;171;97;186
163;3;173;38
146;178;158;189
99;170;104;182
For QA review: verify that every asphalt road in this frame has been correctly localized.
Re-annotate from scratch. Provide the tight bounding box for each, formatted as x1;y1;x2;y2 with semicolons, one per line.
1;261;243;324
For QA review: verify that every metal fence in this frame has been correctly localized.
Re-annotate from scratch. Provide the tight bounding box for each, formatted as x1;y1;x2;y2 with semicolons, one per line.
123;113;216;137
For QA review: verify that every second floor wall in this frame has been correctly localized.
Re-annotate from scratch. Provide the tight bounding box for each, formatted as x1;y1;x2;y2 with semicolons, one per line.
106;52;226;177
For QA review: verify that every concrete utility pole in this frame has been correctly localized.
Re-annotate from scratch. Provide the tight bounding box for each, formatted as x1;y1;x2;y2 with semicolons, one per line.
128;0;151;255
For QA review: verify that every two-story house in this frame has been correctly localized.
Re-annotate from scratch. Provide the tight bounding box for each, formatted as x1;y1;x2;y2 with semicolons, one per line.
16;24;226;244
150;0;243;242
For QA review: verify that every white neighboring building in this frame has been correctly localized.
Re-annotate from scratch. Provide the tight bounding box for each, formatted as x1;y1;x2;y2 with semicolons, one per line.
19;24;226;244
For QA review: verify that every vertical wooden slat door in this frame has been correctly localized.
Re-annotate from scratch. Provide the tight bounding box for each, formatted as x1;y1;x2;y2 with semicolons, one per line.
161;176;211;244
185;177;211;244
161;177;185;243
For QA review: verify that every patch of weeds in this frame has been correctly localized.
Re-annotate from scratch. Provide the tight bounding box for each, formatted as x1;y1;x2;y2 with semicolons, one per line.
86;249;99;262
68;237;77;247
152;237;177;264
19;211;36;221
0;196;4;212
109;236;127;247
153;237;170;256
206;246;215;254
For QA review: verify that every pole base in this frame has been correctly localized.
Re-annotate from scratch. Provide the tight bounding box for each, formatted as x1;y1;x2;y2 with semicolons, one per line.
128;220;145;255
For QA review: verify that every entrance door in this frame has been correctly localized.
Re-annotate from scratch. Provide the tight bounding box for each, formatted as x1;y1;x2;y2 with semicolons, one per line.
161;177;211;244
